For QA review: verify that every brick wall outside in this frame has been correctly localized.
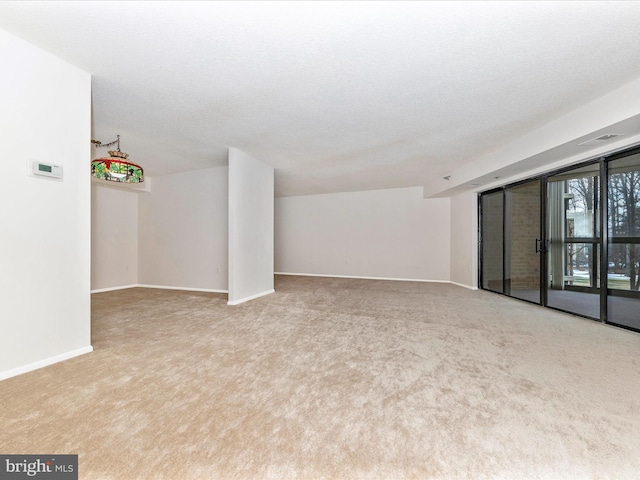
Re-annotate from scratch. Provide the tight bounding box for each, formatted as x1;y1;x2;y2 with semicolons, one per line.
509;182;540;290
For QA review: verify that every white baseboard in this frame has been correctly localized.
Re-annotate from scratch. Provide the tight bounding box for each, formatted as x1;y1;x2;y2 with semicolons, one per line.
227;289;275;306
92;284;228;294
91;284;139;293
275;272;477;290
137;284;228;294
0;346;93;381
275;272;450;283
450;281;478;290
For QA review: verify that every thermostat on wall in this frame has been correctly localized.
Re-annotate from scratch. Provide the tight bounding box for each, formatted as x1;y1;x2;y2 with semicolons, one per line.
32;161;63;179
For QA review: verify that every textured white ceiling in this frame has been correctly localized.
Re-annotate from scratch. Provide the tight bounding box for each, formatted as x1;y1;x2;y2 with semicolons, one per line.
2;1;640;196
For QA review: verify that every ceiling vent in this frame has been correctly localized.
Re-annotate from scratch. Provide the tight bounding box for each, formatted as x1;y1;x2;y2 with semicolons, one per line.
578;133;623;146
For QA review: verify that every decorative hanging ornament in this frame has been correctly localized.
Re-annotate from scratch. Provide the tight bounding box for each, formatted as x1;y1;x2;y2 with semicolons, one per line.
91;135;144;183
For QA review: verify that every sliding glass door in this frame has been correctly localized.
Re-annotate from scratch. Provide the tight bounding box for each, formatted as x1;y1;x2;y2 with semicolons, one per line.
479;180;543;304
480;191;504;293
607;152;640;330
505;180;542;303
546;163;601;319
479;145;640;333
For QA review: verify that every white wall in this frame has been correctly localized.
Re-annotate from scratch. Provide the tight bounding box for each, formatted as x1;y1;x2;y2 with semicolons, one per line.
0;28;92;379
450;190;478;289
275;187;450;282
138;167;228;292
228;148;274;304
91;185;139;291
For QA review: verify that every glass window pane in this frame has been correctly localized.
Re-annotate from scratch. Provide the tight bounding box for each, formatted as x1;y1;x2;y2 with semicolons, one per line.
565;243;595;288
506;181;540;303
608;244;640;291
547;163;600;319
481;192;504;293
607;152;640;330
548;163;600;240
566;177;599;238
608;153;640;238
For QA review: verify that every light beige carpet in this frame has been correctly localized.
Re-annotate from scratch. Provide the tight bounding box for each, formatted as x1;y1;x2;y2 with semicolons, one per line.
1;275;640;479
